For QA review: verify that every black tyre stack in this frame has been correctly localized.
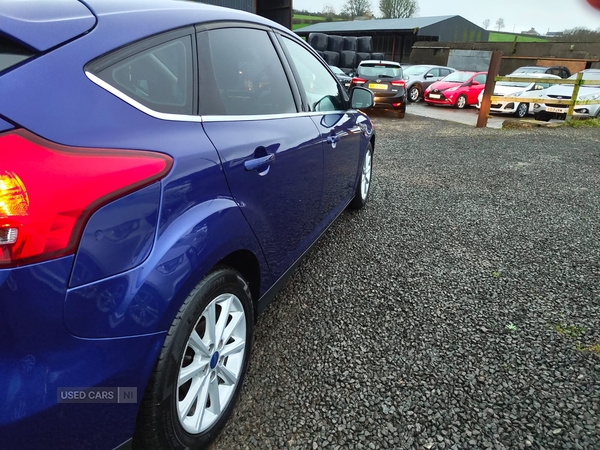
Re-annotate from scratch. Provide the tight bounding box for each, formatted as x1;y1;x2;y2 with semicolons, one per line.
308;33;378;73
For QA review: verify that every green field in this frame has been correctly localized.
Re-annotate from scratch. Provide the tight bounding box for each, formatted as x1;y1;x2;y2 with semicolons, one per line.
293;14;327;21
488;32;548;42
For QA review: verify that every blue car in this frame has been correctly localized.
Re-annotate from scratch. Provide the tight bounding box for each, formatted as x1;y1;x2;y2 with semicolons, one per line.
0;1;375;448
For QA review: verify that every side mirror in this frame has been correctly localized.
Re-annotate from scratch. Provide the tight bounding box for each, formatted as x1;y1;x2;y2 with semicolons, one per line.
350;87;374;109
471;80;480;85
425;73;434;79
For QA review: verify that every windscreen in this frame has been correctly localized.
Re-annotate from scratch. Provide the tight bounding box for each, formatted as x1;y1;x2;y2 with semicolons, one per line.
358;63;402;78
403;65;430;76
442;72;474;83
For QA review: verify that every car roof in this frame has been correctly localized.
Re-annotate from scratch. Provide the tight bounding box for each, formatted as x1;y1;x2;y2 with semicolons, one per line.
1;0;290;55
507;73;561;79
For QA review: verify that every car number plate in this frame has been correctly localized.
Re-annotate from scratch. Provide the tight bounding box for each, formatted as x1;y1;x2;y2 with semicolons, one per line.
429;93;441;99
546;107;567;113
368;83;387;90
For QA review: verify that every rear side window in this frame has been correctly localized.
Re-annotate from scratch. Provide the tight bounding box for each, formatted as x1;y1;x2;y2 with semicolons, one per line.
95;36;193;115
0;36;36;73
197;27;296;116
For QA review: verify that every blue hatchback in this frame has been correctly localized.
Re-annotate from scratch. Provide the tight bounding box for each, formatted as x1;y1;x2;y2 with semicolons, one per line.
0;1;375;448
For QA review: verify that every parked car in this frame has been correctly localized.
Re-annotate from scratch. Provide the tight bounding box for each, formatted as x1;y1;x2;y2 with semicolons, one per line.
0;1;376;449
329;65;352;90
350;60;407;118
402;64;456;102
509;65;571;79
476;73;561;118
424;71;487;109
533;69;600;121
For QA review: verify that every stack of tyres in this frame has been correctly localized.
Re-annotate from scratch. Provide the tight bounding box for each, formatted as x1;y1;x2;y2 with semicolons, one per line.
356;52;371;66
308;33;328;52
323;51;340;67
343;36;358;52
339;51;356;71
307;34;375;72
327;35;344;53
357;36;373;53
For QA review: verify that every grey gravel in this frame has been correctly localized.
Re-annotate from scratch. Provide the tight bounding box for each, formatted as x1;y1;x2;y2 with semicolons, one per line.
212;114;600;449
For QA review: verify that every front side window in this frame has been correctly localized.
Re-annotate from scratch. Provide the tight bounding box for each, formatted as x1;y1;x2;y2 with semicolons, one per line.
96;36;193;115
197;28;296;116
280;36;344;112
474;74;487;84
426;68;440;77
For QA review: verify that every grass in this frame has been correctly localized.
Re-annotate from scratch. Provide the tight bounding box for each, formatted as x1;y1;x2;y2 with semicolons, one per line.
293;14;327;21
553;323;586;338
488;32;547;43
563;118;600;128
576;342;600;354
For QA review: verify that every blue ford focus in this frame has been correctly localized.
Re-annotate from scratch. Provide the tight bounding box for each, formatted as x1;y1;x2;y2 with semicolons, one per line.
0;1;375;448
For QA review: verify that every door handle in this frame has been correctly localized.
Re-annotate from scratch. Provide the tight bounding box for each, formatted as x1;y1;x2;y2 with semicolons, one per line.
244;153;275;171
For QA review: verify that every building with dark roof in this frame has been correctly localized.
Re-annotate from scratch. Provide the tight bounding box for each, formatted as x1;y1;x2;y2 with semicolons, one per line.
295;16;489;62
194;0;292;28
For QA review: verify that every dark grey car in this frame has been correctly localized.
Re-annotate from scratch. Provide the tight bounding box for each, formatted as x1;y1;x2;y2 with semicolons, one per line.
403;64;455;102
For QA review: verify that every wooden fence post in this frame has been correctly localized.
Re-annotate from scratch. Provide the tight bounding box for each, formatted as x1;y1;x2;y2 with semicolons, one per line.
566;72;584;121
476;51;503;128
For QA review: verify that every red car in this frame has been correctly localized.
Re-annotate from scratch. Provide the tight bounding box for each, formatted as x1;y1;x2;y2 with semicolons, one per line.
424;71;487;109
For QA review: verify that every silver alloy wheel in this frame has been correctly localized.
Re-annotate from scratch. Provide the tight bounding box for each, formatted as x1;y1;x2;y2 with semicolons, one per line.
409;86;420;102
177;293;246;434
456;95;467;109
360;148;372;201
516;103;528;118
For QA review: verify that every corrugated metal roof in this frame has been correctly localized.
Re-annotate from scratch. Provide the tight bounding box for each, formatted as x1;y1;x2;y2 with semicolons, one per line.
295;15;457;34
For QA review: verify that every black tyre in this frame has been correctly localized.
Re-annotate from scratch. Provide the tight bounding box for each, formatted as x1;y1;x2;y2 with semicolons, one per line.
349;142;373;210
455;95;467;109
408;85;421;102
134;268;254;450
514;102;528;118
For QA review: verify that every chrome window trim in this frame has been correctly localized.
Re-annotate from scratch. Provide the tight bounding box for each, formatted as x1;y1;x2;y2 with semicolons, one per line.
87;72;350;123
85;72;202;123
201;110;348;122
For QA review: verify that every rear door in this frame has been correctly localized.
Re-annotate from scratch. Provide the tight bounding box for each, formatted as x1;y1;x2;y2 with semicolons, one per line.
278;35;362;221
197;26;324;280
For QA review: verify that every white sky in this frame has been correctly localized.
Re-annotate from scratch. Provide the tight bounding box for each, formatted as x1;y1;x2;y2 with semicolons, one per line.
293;0;600;34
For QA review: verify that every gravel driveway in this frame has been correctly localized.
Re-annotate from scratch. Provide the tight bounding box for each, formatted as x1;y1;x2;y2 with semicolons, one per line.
212;114;600;450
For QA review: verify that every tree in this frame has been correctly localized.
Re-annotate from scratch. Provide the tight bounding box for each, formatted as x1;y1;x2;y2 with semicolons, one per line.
342;0;372;19
482;19;490;29
554;27;600;42
322;4;336;20
379;0;418;19
495;18;505;31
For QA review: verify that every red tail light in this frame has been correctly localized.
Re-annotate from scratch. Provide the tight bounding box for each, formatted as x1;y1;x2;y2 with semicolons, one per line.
352;77;367;85
390;80;406;87
0;129;173;268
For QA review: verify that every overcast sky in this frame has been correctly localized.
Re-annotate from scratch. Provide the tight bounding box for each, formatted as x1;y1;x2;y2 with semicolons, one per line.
293;0;600;34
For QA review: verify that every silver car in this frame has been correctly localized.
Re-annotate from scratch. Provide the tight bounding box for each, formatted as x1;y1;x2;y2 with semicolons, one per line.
403;64;455;102
533;69;600;121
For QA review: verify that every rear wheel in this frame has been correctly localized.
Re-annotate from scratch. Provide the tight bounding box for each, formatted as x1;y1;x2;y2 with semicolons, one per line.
455;95;467;109
349;142;373;210
514;103;528;118
134;268;254;450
